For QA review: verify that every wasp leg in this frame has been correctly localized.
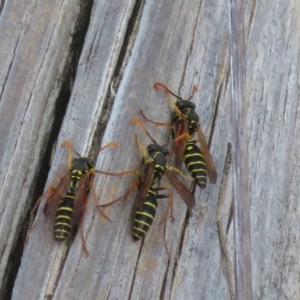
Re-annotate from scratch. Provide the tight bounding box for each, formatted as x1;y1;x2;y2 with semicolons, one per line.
173;132;191;143
77;206;89;256
95;169;137;176
166;166;193;182
98;179;140;207
80;223;89;256
131;117;161;144
156;189;173;258
89;182;112;222
139;109;173;128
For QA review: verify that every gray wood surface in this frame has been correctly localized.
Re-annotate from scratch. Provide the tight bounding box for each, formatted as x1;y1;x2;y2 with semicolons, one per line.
0;0;298;299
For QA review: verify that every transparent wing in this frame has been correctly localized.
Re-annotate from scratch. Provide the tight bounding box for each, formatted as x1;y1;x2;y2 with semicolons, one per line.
197;126;217;184
165;169;195;214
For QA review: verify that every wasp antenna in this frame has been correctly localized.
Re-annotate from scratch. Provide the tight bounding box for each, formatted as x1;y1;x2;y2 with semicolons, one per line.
140;109;172;128
131;117;148;132
192;85;198;93
61;140;76;168
154;82;184;100
186;85;198;101
131;117;158;144
134;133;148;158
153;82;172;94
99;141;118;152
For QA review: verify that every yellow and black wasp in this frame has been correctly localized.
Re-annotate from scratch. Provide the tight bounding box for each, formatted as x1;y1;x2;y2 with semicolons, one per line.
25;140;119;254
101;118;195;241
141;82;217;190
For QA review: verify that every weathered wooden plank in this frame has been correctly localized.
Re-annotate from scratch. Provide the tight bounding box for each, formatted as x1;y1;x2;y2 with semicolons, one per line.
7;0;300;300
11;0;136;299
0;0;86;295
42;0;231;299
246;1;300;299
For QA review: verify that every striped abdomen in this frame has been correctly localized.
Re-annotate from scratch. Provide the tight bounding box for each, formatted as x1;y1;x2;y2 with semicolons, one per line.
54;163;89;241
184;141;207;189
54;192;75;241
133;188;158;240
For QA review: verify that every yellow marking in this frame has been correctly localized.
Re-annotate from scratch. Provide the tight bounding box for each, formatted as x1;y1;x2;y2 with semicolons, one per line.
155;164;164;170
144;201;157;209
191;168;208;173
133;226;147;234
65;194;75;199
57;207;73;212
56;215;71;220
148;190;156;196
136;211;154;219
54;229;70;234
133;232;143;239
55;222;72;228
72;170;83;175
186;161;206;169
135;220;151;227
196;175;207;179
186;146;194;151
184;153;204;159
152;152;161;159
187;163;207;173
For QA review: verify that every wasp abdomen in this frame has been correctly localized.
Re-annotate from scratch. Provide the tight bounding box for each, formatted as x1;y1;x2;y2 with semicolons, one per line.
184;142;207;189
133;189;158;240
54;194;74;241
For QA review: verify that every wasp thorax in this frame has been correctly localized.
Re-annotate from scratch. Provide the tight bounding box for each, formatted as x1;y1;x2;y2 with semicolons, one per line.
72;158;95;171
175;100;196;111
147;144;169;157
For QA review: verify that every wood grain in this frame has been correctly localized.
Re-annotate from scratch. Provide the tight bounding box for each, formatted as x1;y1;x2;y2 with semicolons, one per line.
0;0;84;295
0;0;298;299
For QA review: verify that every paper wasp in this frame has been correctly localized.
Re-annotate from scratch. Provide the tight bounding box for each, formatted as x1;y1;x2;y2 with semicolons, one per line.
25;140;120;254
100;118;195;241
141;82;217;189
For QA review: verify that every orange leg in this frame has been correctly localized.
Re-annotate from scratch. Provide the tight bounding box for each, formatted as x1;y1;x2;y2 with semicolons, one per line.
98;180;140;207
95;169;137;176
90;182;112;222
80;213;89;256
166;166;193;182
75;199;90;256
157;190;174;258
139;109;172;128
174;132;191;142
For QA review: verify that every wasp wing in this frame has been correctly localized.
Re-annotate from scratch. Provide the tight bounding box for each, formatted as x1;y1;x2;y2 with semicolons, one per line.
165;169;195;215
72;172;93;227
173;117;189;167
42;171;71;217
136;161;155;210
197;126;217;184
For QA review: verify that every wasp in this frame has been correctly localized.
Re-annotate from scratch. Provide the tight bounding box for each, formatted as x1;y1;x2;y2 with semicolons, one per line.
101;118;195;242
25;140;119;254
132;182;173;240
141;82;217;189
